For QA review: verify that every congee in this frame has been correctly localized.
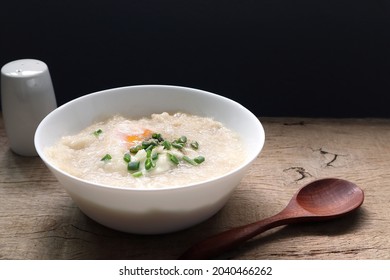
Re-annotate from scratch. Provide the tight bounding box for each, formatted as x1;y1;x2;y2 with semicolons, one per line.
45;112;246;188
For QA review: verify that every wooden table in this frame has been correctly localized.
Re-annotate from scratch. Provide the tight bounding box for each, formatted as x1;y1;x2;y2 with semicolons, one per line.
1;115;389;260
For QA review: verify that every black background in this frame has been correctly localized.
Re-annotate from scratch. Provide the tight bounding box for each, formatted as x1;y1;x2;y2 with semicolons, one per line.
1;0;390;117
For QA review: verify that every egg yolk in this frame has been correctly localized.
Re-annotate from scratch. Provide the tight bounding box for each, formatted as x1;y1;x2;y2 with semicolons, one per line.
125;129;152;145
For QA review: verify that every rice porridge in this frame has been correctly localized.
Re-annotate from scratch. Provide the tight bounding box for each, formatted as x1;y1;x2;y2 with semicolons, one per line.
45;112;246;188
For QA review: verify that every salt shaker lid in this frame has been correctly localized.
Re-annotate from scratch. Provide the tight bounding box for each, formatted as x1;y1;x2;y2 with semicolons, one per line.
1;59;48;78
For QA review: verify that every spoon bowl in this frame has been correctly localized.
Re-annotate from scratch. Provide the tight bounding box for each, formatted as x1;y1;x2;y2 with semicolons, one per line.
179;178;364;259
295;178;364;217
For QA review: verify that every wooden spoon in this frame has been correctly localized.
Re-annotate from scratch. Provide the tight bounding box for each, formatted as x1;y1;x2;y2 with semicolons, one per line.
179;178;364;259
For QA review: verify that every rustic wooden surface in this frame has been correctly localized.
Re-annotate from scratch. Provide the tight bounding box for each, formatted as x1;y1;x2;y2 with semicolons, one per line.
1;115;389;260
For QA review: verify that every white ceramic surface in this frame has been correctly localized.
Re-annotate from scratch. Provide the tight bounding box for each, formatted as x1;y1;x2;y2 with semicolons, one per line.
34;85;265;234
1;59;57;156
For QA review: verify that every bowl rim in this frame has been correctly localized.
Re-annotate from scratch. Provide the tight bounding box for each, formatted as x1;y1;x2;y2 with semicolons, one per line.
35;84;265;192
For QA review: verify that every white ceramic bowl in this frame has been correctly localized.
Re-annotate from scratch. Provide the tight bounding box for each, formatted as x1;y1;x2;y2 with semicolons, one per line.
35;85;265;234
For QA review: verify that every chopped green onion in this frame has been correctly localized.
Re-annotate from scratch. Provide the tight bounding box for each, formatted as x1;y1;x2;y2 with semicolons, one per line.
152;152;159;161
123;153;131;163
93;129;103;137
152;133;164;142
168;153;179;165
145;158;155;170
144;148;157;170
172;142;184;149
141;141;150;149
194;156;205;164
178;136;187;144
182;155;197;165
127;161;140;171
162;140;172;150
190;141;199;150
132;171;143;177
142;139;158;150
130;145;142;154
101;154;112;161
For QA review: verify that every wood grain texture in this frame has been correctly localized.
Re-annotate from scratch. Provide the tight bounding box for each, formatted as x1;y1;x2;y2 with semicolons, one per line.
1;115;390;259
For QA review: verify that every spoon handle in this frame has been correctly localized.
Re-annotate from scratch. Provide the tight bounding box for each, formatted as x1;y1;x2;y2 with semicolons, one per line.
179;210;297;260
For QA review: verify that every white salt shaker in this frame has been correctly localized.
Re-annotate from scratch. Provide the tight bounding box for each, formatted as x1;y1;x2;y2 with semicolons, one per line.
1;59;57;156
